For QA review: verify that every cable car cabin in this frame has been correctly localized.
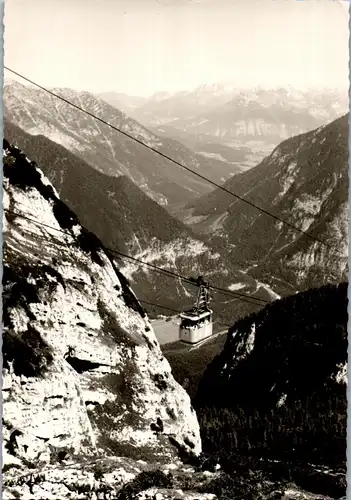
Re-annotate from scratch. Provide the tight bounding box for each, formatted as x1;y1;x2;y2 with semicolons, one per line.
179;309;213;344
179;276;213;344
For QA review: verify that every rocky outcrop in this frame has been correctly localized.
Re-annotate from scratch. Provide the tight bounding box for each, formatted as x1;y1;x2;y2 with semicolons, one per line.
2;138;201;473
3;456;221;500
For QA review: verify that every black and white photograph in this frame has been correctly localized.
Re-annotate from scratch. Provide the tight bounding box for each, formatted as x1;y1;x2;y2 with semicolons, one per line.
1;0;349;498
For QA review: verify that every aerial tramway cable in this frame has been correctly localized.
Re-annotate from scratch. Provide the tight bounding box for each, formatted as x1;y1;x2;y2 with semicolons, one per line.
3;208;234;329
3;208;269;309
5;67;342;340
4;66;346;258
6;67;339;343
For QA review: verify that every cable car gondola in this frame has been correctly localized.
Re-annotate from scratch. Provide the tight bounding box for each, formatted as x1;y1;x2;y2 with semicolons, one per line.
179;276;213;345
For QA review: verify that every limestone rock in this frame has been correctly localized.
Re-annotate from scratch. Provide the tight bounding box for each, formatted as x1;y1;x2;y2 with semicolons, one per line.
2;139;201;472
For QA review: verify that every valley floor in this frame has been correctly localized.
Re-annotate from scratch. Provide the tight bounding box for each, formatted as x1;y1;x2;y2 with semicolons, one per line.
151;318;181;345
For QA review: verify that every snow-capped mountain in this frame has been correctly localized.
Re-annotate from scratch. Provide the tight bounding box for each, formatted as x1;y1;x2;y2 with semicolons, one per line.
102;83;348;173
131;84;239;124
3;82;238;212
4;120;273;328
135;83;348;130
163;87;347;154
195;282;347;496
185;114;349;295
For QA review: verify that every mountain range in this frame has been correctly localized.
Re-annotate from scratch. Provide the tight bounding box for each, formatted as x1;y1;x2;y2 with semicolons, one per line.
101;83;348;170
3;81;241;212
101;84;348;130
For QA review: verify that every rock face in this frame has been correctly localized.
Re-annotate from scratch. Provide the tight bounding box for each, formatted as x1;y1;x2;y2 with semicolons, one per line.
2;137;201;469
197;282;348;404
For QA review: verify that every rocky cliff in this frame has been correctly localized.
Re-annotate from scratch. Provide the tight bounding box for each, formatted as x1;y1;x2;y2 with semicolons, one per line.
2;138;215;498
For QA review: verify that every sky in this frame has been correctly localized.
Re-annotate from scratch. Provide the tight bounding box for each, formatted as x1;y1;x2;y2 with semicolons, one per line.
4;0;349;97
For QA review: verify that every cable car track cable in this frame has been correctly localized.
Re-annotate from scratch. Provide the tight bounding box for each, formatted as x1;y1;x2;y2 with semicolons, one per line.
3;208;270;307
4;66;345;258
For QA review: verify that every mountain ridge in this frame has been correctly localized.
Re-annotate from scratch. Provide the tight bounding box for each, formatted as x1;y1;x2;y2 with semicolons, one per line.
184;114;349;295
3;81;238;211
104;84;348;169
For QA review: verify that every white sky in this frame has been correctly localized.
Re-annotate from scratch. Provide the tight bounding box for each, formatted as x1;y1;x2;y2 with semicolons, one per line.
4;0;349;97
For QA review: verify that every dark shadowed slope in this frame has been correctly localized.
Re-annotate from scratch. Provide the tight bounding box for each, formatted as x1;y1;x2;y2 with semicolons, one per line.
195;282;348;469
162;333;227;400
3;136;343;500
4;117;194;252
